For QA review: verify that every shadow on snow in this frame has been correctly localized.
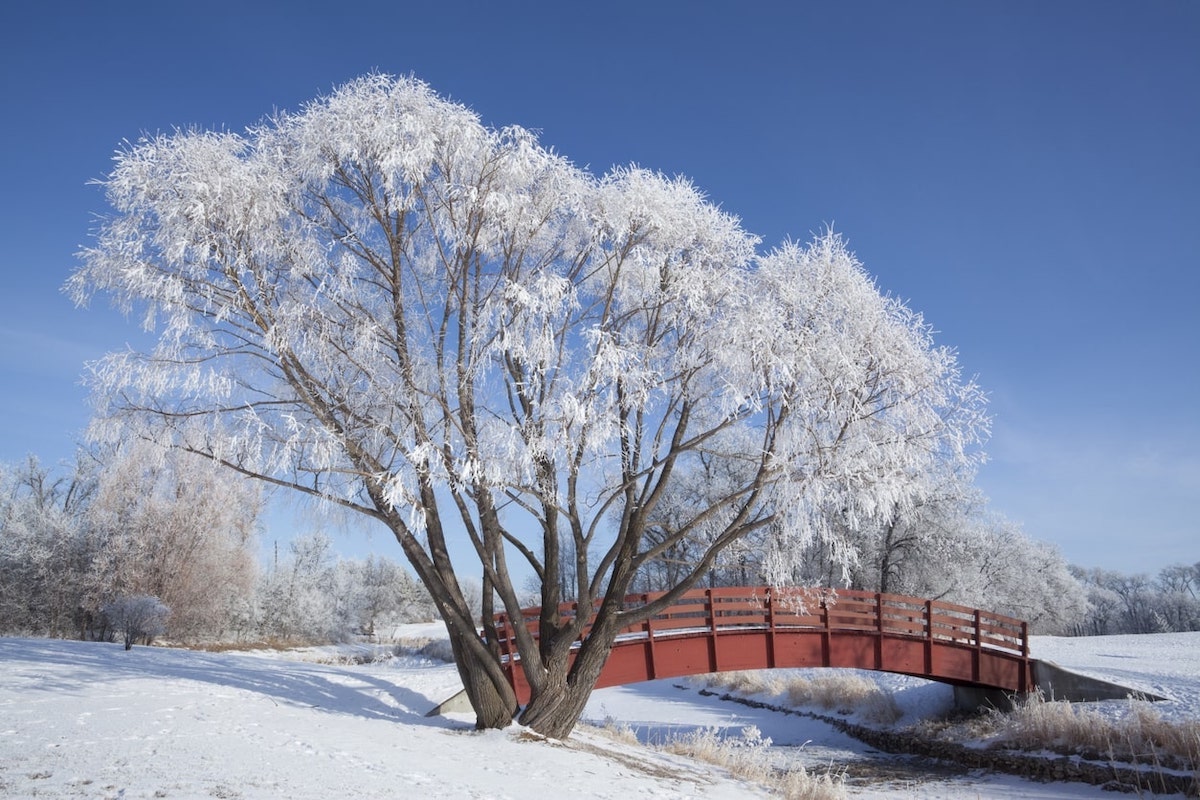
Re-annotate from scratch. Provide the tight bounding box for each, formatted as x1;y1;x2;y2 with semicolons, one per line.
0;636;457;728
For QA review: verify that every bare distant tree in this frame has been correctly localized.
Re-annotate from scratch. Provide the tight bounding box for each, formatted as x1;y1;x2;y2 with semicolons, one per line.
1071;565;1200;635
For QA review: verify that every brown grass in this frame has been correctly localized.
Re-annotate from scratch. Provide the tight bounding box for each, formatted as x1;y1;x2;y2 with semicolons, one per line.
702;670;903;725
181;636;455;664
925;691;1200;778
181;637;325;652
991;693;1199;772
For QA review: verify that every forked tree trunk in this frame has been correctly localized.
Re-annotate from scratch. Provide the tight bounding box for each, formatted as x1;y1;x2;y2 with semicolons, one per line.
516;624;618;739
382;500;518;730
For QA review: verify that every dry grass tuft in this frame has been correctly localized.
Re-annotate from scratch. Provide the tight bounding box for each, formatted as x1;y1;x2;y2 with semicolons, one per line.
661;726;847;800
703;670;786;698
999;693;1199;772
704;670;902;725
394;636;456;663
595;718;641;746
858;691;905;726
584;718;846;798
935;691;1200;778
787;674;879;716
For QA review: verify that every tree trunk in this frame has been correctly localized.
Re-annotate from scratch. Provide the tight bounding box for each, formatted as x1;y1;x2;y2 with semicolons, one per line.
379;498;518;730
517;626;616;739
442;618;518;730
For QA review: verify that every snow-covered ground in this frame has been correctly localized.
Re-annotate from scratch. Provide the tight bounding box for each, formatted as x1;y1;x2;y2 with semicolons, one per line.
1032;632;1200;721
1;630;1196;799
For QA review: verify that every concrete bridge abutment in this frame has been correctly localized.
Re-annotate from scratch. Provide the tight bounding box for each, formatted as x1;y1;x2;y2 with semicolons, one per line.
952;658;1167;713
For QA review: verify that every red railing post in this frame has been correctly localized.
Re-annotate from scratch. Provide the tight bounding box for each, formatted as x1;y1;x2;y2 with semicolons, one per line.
874;592;885;670
706;588;719;673
496;613;519;696
973;609;983;682
642;593;658;680
1020;620;1030;693
766;586;777;668
924;599;934;676
820;593;831;667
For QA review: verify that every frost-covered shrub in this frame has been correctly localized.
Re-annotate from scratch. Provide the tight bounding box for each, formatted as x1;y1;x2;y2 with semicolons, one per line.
0;450;260;643
102;594;170;650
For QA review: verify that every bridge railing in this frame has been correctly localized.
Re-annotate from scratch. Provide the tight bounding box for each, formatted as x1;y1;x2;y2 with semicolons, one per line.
493;586;1029;662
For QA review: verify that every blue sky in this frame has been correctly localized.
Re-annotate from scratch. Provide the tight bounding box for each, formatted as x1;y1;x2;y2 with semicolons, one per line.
1;1;1196;574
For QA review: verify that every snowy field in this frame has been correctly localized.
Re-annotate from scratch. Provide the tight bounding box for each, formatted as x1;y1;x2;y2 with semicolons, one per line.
1;629;1196;799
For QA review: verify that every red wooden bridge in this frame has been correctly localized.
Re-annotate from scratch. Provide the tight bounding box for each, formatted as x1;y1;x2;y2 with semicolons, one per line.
494;587;1031;705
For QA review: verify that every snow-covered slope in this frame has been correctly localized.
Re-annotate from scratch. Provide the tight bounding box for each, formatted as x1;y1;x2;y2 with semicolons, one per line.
1;631;1196;799
0;637;766;799
1032;631;1200;720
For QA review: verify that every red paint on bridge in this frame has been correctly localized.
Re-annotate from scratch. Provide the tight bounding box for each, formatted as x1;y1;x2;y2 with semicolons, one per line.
494;587;1031;705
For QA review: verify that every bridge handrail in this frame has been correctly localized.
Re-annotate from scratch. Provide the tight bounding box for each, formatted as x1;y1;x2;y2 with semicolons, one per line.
493;587;1029;662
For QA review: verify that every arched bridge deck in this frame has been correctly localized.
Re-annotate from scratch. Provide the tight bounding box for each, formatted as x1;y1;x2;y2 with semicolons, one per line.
494;587;1031;705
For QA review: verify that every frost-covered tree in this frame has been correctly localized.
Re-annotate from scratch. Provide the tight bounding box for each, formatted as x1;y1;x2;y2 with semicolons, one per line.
69;74;988;736
102;594;169;649
1154;563;1200;632
255;531;340;641
0;457;96;636
1071;566;1139;635
342;554;434;636
736;471;1087;635
0;445;259;641
253;534;433;642
773;467;987;595
85;442;260;640
957;516;1088;634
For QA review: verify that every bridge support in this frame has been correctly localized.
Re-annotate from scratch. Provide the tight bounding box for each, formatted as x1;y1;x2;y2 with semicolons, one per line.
952;658;1168;714
953;685;1020;712
1030;660;1167;703
425;688;473;716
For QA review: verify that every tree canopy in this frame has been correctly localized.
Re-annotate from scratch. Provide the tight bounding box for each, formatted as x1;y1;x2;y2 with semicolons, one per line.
70;74;989;736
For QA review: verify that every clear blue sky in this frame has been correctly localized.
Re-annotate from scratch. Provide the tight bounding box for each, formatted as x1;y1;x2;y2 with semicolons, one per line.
1;1;1196;574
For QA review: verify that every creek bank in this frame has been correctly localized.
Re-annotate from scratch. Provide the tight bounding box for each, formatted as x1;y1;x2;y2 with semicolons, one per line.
696;688;1199;797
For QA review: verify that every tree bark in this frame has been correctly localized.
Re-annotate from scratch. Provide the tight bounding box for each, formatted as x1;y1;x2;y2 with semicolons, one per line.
443;616;519;729
516;616;621;739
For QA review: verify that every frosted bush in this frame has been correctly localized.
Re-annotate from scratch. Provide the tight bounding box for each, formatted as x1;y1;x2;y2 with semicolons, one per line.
102;594;170;650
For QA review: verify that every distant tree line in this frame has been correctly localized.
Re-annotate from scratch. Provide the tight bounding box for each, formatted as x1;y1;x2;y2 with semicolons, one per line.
0;451;434;645
247;531;437;643
3;450;1193;645
626;467;1091;636
1069;563;1200;636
